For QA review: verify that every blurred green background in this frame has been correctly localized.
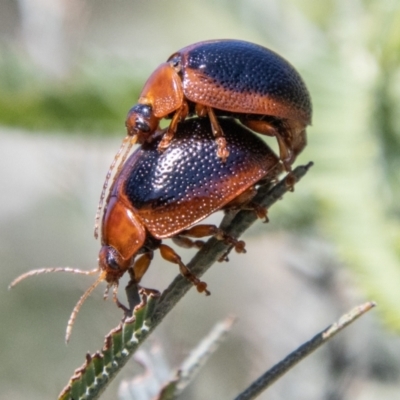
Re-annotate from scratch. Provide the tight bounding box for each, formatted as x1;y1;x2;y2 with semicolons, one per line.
2;0;400;399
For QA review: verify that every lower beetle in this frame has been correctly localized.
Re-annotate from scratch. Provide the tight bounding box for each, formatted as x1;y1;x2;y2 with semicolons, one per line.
10;117;282;341
126;39;312;167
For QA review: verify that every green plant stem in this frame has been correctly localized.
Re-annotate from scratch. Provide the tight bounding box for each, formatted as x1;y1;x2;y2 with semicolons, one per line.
233;301;376;400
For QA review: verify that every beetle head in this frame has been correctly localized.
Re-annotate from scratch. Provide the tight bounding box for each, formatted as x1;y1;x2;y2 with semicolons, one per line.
125;104;159;143
99;196;146;281
98;245;131;284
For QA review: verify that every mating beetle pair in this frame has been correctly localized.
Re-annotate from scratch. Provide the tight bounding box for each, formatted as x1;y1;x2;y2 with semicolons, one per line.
10;40;311;341
95;39;312;236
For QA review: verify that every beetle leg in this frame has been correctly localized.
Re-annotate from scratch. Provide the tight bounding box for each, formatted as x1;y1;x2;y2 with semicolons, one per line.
244;203;269;222
291;128;307;159
111;283;131;314
123;279;141;316
224;186;257;209
172;235;204;250
226;199;268;221
242;119;294;171
117;253;156;316
222;186;268;222
206;107;229;161
124;268;161;317
158;244;210;295
131;252;154;283
194;103;208;117
124;280;161;318
158;101;189;151
180;224;246;254
196;103;229;160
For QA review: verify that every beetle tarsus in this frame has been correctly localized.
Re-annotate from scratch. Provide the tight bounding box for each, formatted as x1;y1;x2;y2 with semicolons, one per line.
250;203;269;222
216;137;229;161
158;102;189;151
284;171;297;192
206;106;230;161
214;230;246;254
218;252;230;262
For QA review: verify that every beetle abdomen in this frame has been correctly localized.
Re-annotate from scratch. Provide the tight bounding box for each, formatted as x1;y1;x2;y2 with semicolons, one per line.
175;40;311;124
121;118;281;238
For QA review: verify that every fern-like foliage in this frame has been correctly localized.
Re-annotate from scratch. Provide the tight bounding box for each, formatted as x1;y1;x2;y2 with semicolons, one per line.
59;293;160;400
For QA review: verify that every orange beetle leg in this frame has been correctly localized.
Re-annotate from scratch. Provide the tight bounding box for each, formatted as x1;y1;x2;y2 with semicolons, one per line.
243;119;294;171
159;244;210;295
122;253;156;314
206;106;229;161
228;201;268;222
158;101;189;151
131;252;153;283
194;103;208;117
291;128;307;158
239;202;268;222
224;186;257;210
284;171;296;193
223;187;268;221
172;236;204;250
251;204;268;221
180;224;246;254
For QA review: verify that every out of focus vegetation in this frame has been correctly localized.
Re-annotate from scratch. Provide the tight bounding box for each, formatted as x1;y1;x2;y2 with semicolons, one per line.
0;51;140;133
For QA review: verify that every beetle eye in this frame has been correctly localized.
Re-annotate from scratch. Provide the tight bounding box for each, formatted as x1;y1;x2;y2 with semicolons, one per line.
136;119;150;132
140;104;152;118
169;56;181;71
106;251;120;270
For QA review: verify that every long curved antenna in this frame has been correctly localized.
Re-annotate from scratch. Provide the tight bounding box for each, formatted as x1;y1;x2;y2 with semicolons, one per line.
94;135;129;239
94;135;138;239
115;136;137;175
8;267;99;289
65;271;106;343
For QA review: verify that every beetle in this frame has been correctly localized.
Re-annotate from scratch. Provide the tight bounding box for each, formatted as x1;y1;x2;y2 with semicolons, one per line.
125;39;312;168
9;117;282;341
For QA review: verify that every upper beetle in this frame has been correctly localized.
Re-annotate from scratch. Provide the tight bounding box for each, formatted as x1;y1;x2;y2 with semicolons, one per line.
10;117;282;341
126;39;312;168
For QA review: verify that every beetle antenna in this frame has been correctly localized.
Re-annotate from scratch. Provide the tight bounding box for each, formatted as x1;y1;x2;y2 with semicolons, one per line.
94;135;137;239
94;135;129;239
8;267;99;289
65;271;106;343
116;136;136;175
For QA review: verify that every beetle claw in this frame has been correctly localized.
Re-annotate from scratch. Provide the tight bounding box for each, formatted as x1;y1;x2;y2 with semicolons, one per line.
284;171;296;192
158;134;173;151
216;137;229;161
218;252;230;262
